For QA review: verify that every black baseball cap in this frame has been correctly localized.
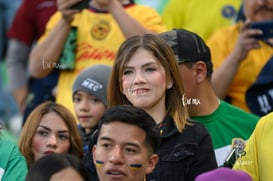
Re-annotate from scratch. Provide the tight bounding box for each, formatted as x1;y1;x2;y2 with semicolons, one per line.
159;28;211;63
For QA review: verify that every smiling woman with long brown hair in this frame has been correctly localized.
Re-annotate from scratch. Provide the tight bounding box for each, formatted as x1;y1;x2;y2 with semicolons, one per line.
84;33;217;181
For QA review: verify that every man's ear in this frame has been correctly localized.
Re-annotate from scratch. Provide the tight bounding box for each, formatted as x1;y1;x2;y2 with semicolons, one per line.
145;154;159;174
92;145;97;165
193;61;207;84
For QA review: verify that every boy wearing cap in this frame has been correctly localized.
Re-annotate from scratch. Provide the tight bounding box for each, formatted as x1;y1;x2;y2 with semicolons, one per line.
159;29;259;167
72;64;111;153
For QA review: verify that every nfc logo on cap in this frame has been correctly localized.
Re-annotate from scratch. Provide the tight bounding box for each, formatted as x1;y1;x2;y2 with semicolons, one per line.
82;78;103;92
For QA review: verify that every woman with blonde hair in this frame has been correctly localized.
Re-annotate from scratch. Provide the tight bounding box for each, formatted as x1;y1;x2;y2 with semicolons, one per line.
19;101;83;168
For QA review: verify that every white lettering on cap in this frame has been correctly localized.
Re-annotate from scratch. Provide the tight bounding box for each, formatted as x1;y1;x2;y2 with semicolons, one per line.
81;78;103;92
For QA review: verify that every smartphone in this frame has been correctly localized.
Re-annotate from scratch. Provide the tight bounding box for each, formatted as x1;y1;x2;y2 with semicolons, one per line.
248;20;273;39
71;0;90;10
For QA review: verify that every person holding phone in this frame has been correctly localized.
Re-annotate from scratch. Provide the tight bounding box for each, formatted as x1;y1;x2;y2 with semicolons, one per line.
28;0;167;117
207;0;273;117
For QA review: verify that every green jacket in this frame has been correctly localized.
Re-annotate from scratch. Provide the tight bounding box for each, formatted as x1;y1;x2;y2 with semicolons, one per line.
0;140;27;181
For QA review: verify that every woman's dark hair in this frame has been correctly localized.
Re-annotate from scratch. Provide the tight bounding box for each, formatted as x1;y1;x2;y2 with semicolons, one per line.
26;153;91;181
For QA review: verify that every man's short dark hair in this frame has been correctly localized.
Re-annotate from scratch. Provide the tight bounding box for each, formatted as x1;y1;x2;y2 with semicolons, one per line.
96;105;161;154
